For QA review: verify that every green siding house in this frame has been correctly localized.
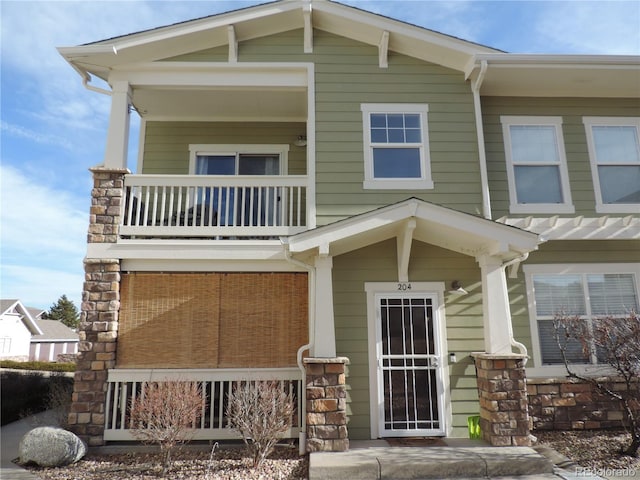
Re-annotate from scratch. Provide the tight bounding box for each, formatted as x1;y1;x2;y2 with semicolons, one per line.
58;0;639;450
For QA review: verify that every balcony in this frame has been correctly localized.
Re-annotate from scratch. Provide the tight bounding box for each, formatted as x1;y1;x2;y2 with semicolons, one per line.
120;174;308;240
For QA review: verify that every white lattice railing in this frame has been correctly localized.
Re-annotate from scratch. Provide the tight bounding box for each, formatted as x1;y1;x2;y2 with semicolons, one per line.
104;368;304;441
120;175;308;239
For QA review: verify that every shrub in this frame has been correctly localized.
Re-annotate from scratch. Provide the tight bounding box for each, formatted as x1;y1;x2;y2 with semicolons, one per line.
129;380;203;476
226;380;295;468
554;312;640;457
0;360;76;372
0;371;73;425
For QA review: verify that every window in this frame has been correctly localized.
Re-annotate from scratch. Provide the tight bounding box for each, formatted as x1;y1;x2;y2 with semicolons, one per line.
0;337;11;354
189;144;288;226
361;104;433;190
501;116;574;214
583;117;640;213
524;264;639;368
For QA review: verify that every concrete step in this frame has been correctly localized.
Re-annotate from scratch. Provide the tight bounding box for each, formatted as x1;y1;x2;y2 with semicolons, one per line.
309;446;555;480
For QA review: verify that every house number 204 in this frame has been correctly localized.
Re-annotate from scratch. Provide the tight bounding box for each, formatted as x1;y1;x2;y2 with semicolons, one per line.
397;283;412;291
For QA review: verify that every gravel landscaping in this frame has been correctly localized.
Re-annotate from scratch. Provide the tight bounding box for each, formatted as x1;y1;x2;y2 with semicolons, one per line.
535;429;639;473
22;430;639;479
24;445;308;480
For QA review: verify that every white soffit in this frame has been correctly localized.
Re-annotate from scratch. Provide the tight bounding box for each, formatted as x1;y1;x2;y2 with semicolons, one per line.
498;216;640;240
468;54;640;98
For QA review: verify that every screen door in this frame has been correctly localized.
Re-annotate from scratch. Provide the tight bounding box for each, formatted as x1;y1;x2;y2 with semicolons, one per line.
375;294;444;436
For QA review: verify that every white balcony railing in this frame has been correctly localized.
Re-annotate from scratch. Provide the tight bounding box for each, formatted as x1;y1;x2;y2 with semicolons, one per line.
120;175;308;239
104;368;303;441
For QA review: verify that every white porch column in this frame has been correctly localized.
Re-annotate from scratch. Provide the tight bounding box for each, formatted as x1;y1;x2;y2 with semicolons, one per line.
477;255;513;355
313;254;336;357
103;81;131;169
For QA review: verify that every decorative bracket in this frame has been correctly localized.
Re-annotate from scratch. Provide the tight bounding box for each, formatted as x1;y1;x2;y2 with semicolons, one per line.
379;30;389;68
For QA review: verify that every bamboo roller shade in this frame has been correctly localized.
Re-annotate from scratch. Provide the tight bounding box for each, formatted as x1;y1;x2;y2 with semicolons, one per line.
118;272;308;369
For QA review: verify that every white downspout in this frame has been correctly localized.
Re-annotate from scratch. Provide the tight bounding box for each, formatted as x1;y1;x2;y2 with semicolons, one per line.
471;60;492;219
69;62;112;96
283;241;315;454
503;252;529;361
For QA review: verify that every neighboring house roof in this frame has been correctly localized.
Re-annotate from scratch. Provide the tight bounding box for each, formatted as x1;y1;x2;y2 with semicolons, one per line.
26;307;46;320
0;299;44;336
31;319;79;343
57;0;640;99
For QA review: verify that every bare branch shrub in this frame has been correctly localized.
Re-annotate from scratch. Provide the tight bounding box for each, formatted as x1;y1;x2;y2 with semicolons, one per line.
554;312;640;457
129;380;203;476
226;380;295;468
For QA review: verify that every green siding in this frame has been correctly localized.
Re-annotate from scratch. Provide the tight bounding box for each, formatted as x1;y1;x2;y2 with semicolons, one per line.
142;122;307;175
148;28;483;221
482;97;640;218
509;240;640;364
333;239;483;439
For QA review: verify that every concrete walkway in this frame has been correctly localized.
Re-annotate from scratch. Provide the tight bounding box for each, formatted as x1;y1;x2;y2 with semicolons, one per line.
309;439;611;480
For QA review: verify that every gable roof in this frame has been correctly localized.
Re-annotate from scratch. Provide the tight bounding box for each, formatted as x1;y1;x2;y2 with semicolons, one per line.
31;319;79;342
58;0;639;99
286;198;539;260
0;299;44;336
58;0;498;81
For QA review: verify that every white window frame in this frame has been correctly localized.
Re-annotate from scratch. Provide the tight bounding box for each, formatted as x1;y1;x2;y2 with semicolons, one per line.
524;263;640;377
188;144;289;175
583;117;640;214
361;104;433;190
501;116;574;214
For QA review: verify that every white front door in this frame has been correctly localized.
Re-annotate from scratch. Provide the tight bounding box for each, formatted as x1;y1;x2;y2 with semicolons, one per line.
373;292;445;437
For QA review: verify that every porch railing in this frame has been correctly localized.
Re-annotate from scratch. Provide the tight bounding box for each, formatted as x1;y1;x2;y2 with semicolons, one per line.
120;175;308;239
104;368;304;441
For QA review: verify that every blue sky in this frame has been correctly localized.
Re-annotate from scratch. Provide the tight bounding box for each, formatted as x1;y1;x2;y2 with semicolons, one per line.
1;0;639;310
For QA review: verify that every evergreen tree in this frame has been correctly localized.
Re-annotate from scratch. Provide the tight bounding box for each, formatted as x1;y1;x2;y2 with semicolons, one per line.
44;295;80;329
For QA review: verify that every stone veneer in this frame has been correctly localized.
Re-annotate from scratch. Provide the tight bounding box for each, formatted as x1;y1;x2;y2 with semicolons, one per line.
304;357;350;452
473;353;532;447
67;167;126;446
528;377;639;431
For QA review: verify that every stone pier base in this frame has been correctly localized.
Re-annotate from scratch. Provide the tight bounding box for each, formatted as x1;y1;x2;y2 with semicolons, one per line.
304;357;350;452
472;353;532;447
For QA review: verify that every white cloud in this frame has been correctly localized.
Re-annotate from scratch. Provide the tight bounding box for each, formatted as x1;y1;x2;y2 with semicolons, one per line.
1;121;74;150
530;1;640;54
0;165;87;308
0;264;83;312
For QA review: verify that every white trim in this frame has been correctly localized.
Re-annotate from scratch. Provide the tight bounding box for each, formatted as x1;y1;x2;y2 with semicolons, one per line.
497;215;640;240
523;263;640;372
109;62;311;88
135;118;146;174
361;104;433;190
365;282;450;439
188;144;289;175
501;116;574;214
583;116;640;214
121;258;305;272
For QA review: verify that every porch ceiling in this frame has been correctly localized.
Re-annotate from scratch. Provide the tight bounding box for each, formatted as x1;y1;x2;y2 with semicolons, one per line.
286;198;540;260
132;87;308;120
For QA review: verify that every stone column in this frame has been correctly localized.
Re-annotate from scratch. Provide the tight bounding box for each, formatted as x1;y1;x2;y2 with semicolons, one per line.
67;167;126;446
304;357;349;452
472;353;532;447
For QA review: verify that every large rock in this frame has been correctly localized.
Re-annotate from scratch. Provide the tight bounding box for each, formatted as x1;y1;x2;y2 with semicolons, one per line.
19;427;87;467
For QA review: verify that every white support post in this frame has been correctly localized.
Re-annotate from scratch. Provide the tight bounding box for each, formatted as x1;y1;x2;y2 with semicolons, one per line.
477;255;513;355
313;254;336;357
103;81;131;170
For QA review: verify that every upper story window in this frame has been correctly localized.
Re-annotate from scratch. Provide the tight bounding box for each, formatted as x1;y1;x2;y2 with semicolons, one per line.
189;144;288;176
583;117;640;214
501;116;574;214
361;104;433;190
524;264;639;370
